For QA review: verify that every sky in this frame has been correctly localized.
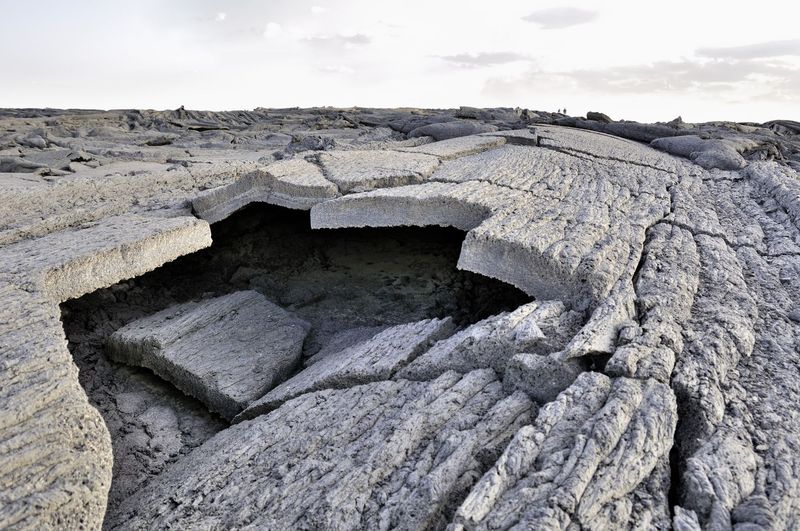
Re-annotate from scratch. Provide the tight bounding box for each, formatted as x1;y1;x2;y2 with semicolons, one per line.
2;0;799;123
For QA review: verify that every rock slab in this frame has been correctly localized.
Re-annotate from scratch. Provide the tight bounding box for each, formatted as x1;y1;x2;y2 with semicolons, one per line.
107;290;310;420
237;317;455;420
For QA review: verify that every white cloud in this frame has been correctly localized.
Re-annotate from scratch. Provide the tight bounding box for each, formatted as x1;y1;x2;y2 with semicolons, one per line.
215;12;226;22
3;0;800;122
522;7;598;30
263;22;282;39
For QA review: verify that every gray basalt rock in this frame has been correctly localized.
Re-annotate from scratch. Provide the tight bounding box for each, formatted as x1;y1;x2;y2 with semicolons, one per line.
107;370;535;530
107;291;311;421
192;158;339;223
651;134;756;170
586;111;613;123
0;283;112;530
3;107;800;530
236;317;455;420
503;352;583;403
399;301;582;381
553;116;685;143
606;222;700;382
316;149;441;192
400;134;506;160
408;120;499;140
453;372;677;530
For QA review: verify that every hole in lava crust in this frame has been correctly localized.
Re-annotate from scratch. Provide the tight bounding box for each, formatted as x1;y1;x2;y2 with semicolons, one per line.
59;203;531;517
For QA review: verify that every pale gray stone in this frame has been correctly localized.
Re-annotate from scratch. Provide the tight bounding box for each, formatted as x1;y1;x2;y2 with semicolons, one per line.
453;373;677;530
316;149;441;193
400;134;506;160
2;107;800;530
503;352;583;403
399;301;582;381
108;371;535;530
108;291;310;421
651;134;757;170
236;317;455;420
192;158;339;223
407;120;498;140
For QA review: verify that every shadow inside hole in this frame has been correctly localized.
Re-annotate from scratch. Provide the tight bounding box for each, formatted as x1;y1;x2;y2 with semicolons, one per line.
60;202;531;515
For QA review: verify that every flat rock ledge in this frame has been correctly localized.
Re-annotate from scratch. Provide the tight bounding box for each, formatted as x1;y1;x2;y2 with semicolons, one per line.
107;291;310;421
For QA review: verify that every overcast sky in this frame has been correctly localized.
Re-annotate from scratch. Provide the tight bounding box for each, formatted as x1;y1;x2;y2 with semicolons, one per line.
2;0;799;122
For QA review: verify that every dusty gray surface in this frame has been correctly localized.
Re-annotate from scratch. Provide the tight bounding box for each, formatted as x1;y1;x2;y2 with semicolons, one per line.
237;317;455;420
107;290;310;420
1;106;800;530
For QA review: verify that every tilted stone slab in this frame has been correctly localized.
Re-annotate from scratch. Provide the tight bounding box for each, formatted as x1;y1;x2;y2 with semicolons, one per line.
108;370;534;530
531;125;687;174
399;301;582;381
236;317;455;420
316;149;440;193
303;325;388;366
1;213;211;302
192;158;339;223
0;158;255;247
107;290;310;421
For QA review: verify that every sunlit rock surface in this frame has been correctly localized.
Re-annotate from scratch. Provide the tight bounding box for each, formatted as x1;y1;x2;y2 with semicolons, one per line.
1;106;799;530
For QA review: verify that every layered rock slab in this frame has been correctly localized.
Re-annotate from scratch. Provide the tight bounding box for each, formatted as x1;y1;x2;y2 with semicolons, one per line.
399;301;582;382
107;291;310;421
192;158;339;223
400;135;506;160
237;317;454;420
1;213;211;302
108;370;534;530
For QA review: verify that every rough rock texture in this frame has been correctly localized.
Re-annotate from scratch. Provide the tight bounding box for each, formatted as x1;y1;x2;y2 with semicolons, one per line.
453;372;677;530
316;149;441;193
192;158;339;223
57;207;525;518
400;135;507;160
399;301;582;381
107;291;310;421
408;120;499;140
109;371;535;530
237;317;454;420
0;284;112;530
2;106;800;530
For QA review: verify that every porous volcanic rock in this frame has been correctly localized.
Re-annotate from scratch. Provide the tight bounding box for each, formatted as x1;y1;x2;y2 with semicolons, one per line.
2;106;800;530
